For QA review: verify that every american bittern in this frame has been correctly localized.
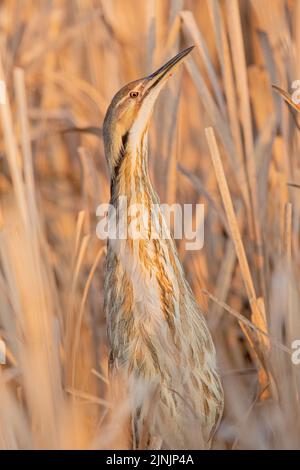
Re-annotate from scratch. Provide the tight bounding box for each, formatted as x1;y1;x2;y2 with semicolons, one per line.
103;47;223;449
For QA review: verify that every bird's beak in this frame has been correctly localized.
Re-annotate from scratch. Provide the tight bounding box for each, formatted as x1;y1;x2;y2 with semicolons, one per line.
144;46;194;94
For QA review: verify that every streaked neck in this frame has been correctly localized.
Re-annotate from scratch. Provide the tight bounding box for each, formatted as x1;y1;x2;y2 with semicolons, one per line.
110;129;154;205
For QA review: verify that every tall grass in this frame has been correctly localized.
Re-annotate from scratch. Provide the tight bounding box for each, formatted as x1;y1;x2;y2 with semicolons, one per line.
0;0;300;449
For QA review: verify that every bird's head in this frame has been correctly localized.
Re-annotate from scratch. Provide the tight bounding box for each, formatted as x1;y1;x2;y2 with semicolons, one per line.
103;46;194;172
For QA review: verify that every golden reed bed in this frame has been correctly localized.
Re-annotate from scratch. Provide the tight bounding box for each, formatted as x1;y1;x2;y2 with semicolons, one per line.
0;0;300;449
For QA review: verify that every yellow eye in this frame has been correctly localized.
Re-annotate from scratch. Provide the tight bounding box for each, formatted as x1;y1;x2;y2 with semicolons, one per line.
130;91;139;98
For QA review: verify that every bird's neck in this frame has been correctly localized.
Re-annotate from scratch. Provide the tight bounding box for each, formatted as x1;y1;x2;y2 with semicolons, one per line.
110;129;155;205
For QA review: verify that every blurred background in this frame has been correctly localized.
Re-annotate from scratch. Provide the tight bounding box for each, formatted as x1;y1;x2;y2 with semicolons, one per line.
1;0;300;449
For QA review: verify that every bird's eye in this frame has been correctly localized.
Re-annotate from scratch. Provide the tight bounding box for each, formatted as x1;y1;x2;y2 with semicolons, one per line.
130;91;139;98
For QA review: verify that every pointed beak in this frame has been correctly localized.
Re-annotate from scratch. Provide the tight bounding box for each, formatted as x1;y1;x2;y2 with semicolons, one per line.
144;46;194;94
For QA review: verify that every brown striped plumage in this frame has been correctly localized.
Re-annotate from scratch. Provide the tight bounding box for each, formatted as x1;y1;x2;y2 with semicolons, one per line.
103;47;224;449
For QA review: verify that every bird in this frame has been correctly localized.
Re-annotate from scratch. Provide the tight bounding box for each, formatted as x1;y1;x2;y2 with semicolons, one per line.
103;46;224;450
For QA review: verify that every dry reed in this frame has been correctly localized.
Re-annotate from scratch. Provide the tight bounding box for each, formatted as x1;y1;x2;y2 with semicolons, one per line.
1;0;300;449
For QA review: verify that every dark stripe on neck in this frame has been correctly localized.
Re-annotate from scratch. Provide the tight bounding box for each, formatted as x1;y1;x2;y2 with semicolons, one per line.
110;131;129;198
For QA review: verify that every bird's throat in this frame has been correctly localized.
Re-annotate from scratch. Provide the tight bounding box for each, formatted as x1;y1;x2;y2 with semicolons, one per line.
110;129;154;205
